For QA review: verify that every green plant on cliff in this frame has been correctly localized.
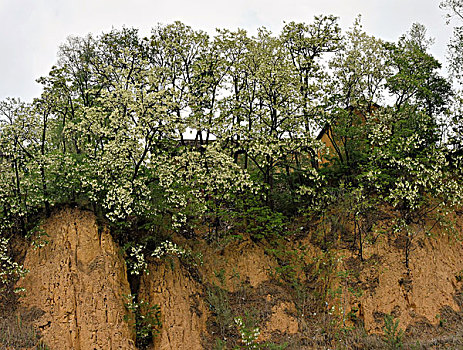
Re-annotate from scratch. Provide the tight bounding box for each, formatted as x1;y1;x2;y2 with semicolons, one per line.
0;237;28;300
0;313;49;349
383;314;404;350
234;315;260;349
124;293;162;348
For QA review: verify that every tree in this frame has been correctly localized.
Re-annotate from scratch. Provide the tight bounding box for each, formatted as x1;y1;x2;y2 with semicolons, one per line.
1;19;458;250
441;0;463;155
215;18;340;210
385;23;451;117
441;0;463;80
326;17;389;174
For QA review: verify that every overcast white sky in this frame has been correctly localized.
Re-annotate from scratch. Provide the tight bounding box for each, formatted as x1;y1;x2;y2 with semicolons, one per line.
0;0;455;102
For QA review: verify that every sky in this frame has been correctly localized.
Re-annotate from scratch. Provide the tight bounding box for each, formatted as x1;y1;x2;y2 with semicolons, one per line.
0;0;456;102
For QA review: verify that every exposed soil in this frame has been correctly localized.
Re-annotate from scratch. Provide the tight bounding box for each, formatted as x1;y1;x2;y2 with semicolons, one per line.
5;208;463;349
13;208;136;350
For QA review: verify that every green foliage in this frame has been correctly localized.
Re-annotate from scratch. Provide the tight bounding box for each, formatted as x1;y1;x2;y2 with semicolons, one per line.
124;294;162;347
123;242;149;276
365;109;452;205
2;16;463;350
1;19;462;299
26;222;49;249
383;314;404;350
441;0;463;80
206;284;234;339
232;313;287;349
241;205;286;241
0;237;28;300
386;23;451;116
206;283;288;350
151;240;203;270
234;315;260;349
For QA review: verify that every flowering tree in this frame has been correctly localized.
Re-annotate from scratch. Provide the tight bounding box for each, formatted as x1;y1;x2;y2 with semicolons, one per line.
0;19;461;258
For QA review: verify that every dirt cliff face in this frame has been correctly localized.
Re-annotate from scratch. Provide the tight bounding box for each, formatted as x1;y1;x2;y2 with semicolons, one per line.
191;236;276;291
16;208;135;350
351;228;463;333
140;235;300;349
8;208;463;349
139;257;209;350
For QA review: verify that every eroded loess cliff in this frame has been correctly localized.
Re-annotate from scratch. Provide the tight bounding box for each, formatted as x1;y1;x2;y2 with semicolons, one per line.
16;208;136;350
5;208;463;349
138;257;208;350
350;229;463;334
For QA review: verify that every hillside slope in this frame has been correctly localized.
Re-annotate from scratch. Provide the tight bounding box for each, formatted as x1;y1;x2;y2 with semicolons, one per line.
3;208;463;349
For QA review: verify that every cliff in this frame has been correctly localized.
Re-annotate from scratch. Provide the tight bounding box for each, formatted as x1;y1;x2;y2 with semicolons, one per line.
2;208;463;349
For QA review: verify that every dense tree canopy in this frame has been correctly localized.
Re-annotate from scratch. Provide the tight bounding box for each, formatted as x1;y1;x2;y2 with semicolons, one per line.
0;16;461;269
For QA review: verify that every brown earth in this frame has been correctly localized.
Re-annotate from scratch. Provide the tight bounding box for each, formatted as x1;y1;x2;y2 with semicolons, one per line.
138;257;209;350
6;208;463;349
137;234;298;349
15;208;136;350
340;219;463;335
184;234;276;291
